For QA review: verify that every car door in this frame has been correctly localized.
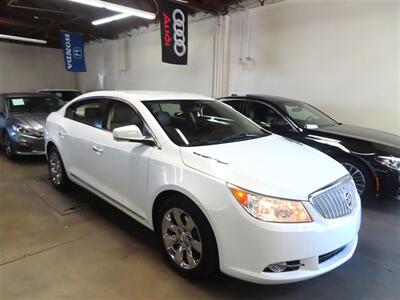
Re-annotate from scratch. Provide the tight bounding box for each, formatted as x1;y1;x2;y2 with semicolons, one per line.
60;98;110;187
86;99;154;218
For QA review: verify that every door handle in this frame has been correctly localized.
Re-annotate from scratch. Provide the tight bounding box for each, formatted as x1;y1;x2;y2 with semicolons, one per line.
92;145;103;154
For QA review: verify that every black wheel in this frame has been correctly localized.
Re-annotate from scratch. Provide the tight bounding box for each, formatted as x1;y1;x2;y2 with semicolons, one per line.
337;157;374;199
156;195;219;279
3;133;17;160
48;146;70;190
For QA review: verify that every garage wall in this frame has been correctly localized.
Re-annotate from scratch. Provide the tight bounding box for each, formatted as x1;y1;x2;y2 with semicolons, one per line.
78;16;217;96
0;42;77;93
228;0;400;135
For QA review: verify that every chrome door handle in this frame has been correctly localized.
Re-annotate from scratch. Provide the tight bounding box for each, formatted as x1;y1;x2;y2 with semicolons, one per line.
92;145;103;154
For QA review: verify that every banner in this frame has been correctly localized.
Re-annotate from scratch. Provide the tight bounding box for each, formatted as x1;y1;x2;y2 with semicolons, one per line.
159;0;188;65
60;31;86;72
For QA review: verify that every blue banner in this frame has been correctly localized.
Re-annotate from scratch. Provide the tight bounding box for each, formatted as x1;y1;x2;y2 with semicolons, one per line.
60;31;86;72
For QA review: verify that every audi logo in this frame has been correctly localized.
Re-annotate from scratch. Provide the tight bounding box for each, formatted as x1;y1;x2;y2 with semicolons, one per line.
172;9;186;57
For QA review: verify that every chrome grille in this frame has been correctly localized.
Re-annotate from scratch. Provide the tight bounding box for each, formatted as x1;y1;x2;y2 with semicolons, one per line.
309;176;357;219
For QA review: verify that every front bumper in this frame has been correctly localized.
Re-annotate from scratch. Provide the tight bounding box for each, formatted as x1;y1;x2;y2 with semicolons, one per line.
209;190;361;284
12;133;45;155
376;168;400;196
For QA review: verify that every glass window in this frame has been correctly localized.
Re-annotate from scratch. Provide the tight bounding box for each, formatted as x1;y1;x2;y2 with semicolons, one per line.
224;100;245;113
7;96;64;114
276;102;337;128
246;102;289;128
143;99;268;147
67;99;109;129
105;102;146;134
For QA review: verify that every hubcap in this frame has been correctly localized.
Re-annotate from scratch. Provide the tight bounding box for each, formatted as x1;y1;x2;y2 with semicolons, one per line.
49;152;62;185
342;163;366;195
161;208;202;270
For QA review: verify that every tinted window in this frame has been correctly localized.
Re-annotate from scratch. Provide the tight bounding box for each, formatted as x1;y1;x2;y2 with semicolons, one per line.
105;102;146;134
66;99;109;129
144;99;268;147
276;102;337;128
7;96;64;114
246;102;289;128
224;100;245;112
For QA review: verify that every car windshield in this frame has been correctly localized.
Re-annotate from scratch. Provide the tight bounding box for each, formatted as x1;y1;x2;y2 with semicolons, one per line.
143;100;269;147
8;96;65;114
276;101;337;128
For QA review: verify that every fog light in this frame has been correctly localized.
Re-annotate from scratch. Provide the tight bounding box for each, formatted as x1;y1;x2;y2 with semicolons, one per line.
266;262;287;273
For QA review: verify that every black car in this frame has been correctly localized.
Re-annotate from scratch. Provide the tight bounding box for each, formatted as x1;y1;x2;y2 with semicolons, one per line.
220;95;400;199
0;93;65;159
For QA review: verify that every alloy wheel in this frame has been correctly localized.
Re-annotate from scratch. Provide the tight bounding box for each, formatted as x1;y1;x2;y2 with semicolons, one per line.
161;208;203;270
342;162;366;195
49;151;62;185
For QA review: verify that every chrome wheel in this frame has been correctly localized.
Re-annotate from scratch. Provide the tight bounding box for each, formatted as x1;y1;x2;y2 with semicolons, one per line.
161;208;202;270
49;151;62;185
4;135;13;157
342;162;366;195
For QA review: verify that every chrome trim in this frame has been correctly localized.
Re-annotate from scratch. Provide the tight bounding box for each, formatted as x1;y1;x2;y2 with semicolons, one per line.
15;150;46;155
309;175;357;219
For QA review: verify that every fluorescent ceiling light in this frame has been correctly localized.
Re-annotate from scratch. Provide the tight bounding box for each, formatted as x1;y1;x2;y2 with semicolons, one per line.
0;34;47;44
92;13;133;26
68;0;155;20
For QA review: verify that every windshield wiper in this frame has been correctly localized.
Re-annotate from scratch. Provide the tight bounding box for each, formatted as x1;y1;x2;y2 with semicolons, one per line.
220;132;266;143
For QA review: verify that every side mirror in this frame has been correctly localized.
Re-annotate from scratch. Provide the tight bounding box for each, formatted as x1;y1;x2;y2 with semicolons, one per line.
113;125;155;146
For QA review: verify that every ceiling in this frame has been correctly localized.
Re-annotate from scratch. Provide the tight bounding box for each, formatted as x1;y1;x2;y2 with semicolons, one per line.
0;0;242;48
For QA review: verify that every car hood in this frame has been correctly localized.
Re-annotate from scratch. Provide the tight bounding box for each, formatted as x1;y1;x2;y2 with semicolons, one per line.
12;113;47;132
309;124;400;149
180;135;348;200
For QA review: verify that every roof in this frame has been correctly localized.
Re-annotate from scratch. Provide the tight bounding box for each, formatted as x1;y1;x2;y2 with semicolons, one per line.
78;90;214;102
221;94;303;104
38;89;81;92
3;93;50;98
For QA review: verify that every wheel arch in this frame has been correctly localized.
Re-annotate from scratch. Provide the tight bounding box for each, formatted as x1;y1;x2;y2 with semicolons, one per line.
151;188;220;262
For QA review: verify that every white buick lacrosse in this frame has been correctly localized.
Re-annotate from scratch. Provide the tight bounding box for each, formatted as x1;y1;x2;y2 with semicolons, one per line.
45;91;361;284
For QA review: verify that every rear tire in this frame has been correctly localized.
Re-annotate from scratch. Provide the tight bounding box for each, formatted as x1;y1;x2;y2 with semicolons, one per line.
155;195;219;279
337;157;374;200
48;146;70;190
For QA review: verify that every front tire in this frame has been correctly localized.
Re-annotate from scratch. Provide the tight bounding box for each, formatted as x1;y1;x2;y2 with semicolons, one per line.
337;157;374;199
156;196;218;279
48;146;70;190
3;133;17;160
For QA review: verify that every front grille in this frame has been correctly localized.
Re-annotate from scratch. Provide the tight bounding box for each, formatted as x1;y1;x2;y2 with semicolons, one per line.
319;246;345;264
309;176;357;219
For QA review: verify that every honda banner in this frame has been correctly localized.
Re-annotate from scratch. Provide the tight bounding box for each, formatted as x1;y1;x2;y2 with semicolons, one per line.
60;31;86;72
159;0;188;65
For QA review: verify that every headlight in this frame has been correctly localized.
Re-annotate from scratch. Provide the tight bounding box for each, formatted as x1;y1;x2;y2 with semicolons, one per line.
13;125;43;137
228;184;312;223
375;156;400;171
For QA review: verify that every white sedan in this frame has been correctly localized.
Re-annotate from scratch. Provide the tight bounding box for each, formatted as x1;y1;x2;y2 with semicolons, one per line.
45;91;361;284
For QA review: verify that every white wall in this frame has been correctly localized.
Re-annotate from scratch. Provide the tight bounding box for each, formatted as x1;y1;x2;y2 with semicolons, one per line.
229;0;400;135
0;42;77;93
78;16;217;96
77;0;399;135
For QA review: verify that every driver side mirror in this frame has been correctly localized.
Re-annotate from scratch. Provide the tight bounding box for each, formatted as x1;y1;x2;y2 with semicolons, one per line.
113;125;155;146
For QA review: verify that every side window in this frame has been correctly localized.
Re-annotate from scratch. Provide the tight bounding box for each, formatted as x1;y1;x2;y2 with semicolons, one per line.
224;100;245;113
66;99;109;129
246;102;289;128
105;101;147;134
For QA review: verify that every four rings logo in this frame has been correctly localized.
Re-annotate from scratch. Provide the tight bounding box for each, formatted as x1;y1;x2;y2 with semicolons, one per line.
162;8;186;58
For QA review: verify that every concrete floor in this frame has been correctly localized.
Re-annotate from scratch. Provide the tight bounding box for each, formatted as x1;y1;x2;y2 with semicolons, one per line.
0;153;399;300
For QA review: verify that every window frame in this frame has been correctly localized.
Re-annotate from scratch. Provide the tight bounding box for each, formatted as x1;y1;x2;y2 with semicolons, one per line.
64;96;160;147
244;100;300;133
